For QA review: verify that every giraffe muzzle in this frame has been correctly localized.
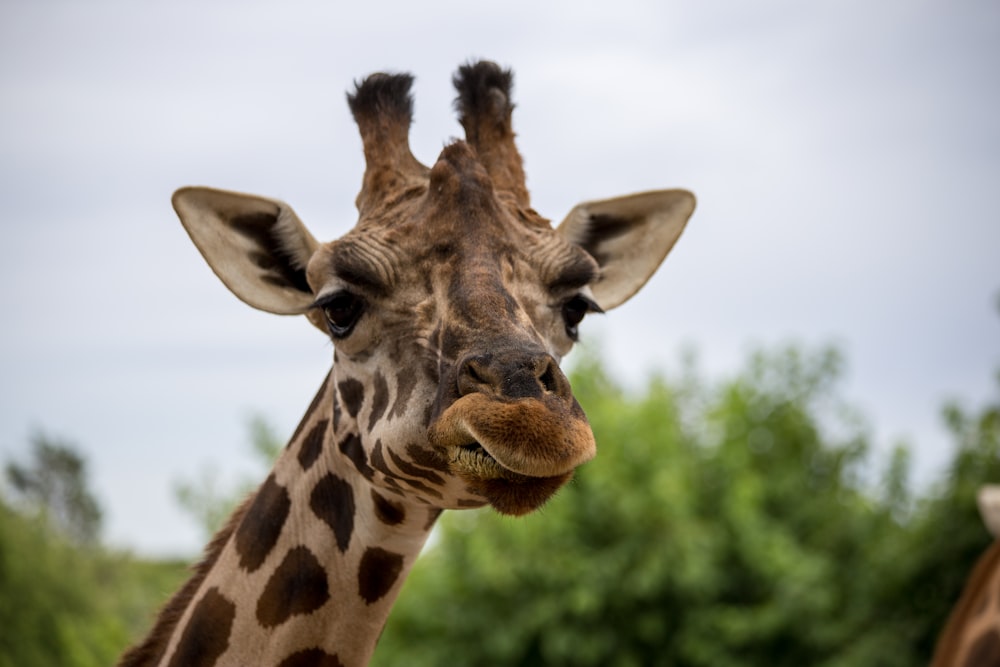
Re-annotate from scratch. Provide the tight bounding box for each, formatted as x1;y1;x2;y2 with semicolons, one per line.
427;391;597;479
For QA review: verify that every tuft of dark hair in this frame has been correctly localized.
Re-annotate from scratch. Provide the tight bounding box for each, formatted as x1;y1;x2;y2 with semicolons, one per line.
452;60;514;118
347;72;415;123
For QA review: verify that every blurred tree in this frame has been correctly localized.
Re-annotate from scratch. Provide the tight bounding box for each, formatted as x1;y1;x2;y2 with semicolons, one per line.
0;437;189;667
372;345;999;667
885;370;1000;659
5;432;101;545
0;499;126;667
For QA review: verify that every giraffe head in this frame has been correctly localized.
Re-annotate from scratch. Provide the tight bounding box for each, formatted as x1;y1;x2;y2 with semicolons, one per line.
172;61;694;517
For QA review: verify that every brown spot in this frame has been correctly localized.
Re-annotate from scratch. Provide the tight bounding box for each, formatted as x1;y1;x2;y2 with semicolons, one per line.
406;442;450;472
368;372;389;431
370;439;394;478
298;419;328;470
398;476;444;499
371;489;405;526
339;433;375;480
287;373;330;448
166;587;235;667
387;446;445;485
117;496;255;667
256;546;331;628
371;441;443;499
964;629;1000;667
235;474;291;572
338;378;365;418
277;649;345;667
358;547;404;604
390;370;418;419
310;473;355;553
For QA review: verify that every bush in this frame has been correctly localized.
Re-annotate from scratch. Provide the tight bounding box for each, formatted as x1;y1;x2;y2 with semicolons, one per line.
374;346;998;666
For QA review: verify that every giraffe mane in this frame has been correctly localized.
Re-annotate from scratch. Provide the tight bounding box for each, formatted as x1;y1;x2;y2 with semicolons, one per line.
117;495;254;667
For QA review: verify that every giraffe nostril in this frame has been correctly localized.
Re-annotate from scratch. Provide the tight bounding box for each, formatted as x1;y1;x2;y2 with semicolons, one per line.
538;362;558;394
466;361;488;386
457;356;496;396
457;352;570;400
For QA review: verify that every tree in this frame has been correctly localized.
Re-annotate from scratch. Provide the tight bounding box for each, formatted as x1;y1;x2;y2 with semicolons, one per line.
0;435;190;667
5;432;102;545
884;370;1000;659
0;499;115;667
373;345;998;666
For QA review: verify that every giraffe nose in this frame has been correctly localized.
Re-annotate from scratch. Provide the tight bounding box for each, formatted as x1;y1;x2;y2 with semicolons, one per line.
457;351;572;401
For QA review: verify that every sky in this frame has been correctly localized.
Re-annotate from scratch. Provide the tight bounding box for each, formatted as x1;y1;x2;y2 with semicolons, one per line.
1;0;998;557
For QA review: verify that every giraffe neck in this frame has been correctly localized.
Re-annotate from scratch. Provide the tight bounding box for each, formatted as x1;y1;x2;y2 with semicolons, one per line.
123;370;439;667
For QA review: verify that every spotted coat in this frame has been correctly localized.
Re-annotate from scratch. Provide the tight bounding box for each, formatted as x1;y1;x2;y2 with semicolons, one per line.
117;60;695;667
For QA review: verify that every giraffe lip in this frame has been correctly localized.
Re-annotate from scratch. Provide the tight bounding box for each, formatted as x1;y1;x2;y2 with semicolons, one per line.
445;436;543;480
449;440;542;483
443;432;578;516
429;393;596;478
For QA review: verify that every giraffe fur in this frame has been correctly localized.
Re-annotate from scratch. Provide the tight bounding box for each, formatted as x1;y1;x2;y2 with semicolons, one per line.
118;60;695;667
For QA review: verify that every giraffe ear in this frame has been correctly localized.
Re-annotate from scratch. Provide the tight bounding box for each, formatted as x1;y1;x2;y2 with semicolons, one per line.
556;189;695;310
172;187;320;315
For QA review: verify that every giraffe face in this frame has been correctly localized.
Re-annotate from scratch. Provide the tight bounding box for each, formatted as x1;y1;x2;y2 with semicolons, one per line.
172;62;695;517
304;142;601;514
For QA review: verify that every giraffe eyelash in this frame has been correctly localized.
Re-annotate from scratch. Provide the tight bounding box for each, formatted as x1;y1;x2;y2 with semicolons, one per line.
560;294;602;341
314;291;366;338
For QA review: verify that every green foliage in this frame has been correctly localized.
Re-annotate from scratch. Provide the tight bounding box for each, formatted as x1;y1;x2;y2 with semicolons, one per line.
5;432;102;544
0;415;282;666
892;380;1000;659
1;346;996;666
0;441;188;667
0;500;118;667
374;345;999;667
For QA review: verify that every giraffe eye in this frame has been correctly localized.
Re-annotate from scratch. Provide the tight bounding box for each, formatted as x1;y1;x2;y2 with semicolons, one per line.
317;291;365;338
561;295;599;341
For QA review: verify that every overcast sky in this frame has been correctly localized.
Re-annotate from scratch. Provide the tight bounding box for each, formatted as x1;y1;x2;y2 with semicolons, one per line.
2;0;998;556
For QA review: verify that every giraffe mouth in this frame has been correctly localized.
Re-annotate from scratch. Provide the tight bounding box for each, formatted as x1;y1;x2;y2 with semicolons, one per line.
428;392;596;479
459;442;493;462
451;441;511;479
449;440;575;516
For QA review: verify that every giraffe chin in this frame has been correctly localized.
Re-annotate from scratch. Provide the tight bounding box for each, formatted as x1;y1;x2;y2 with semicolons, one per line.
428;392;597;479
447;442;574;515
469;469;574;516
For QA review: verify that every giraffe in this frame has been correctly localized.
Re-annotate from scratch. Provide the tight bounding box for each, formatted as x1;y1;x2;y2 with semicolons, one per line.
931;486;1000;667
118;60;695;667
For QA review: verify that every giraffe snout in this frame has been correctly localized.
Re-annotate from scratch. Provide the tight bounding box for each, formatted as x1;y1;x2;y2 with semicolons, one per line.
456;351;572;402
429;346;595;486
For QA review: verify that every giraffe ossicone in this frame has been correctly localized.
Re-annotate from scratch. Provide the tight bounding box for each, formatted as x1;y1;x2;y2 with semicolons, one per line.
120;60;695;667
